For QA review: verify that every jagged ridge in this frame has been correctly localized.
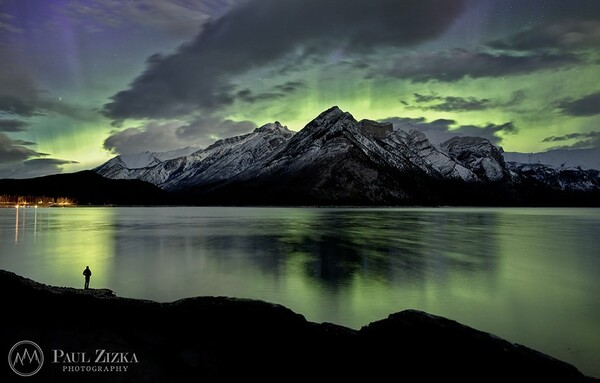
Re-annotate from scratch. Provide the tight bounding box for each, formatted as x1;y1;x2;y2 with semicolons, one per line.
95;106;600;205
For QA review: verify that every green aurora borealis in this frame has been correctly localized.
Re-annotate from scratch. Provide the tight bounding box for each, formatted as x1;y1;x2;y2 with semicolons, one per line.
0;0;599;178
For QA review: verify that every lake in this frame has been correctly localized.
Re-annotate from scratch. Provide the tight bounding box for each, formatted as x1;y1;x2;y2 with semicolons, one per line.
1;207;599;377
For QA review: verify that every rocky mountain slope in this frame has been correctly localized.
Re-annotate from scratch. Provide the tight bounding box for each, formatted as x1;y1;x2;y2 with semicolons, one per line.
96;122;293;191
95;106;600;205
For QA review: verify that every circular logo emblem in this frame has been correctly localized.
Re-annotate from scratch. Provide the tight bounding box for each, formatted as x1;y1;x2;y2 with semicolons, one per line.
8;340;44;377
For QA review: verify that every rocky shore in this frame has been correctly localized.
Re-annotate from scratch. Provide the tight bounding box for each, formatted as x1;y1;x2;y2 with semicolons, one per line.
1;269;596;382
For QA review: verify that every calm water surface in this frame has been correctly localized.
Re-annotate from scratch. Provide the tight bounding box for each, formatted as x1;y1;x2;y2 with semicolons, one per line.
1;207;599;377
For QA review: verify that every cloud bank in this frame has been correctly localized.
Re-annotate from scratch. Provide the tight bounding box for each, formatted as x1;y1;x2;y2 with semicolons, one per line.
104;117;257;154
386;116;517;145
542;131;600;149
102;0;467;122
382;49;578;82
558;92;600;116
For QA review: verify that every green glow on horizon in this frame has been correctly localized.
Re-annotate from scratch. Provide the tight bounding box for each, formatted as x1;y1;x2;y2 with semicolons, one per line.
228;60;600;154
9;36;600;173
21;55;600;171
2;1;599;176
20;115;114;173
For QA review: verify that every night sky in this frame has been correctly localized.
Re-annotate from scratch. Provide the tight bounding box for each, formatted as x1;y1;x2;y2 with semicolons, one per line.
1;0;599;178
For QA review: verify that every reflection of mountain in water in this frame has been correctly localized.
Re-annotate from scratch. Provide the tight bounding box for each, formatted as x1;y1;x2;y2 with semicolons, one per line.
111;210;500;290
282;210;500;288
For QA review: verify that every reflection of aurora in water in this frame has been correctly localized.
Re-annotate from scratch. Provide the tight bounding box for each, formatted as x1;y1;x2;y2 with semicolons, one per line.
6;207;116;290
0;207;599;377
164;209;501;289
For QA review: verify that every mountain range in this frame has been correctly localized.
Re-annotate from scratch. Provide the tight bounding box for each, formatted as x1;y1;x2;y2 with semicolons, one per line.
92;106;600;206
504;148;600;171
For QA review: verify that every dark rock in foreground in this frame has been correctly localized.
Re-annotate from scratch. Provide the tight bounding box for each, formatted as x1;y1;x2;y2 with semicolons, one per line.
1;270;596;382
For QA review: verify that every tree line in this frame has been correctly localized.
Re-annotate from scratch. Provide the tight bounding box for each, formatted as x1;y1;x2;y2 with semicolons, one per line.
0;195;75;206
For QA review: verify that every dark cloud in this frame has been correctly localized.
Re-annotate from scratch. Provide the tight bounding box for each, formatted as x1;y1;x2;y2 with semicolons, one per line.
0;132;45;163
542;131;600;142
0;45;41;116
104;117;257;154
386;117;455;132
0;119;28;131
557;91;600;116
0;64;97;121
413;93;441;103
0;47;37;93
102;0;467;121
236;89;281;103
104;122;190;155
430;97;490;112
235;81;306;103
39;99;101;122
489;19;600;52
548;138;600;150
0;95;40;117
0;42;100;121
409;91;525;112
62;0;236;36
385;116;517;145
413;94;491;112
273;81;305;93
175;117;257;140
0;95;102;121
383;49;578;82
0;158;78;179
484;0;600;27
542;131;600;149
0;43;80;177
12;139;37;146
451;122;517;144
23;158;78;166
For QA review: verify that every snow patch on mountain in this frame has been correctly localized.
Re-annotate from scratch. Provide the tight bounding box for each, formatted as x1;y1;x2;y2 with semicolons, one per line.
509;162;600;192
440;137;510;182
96;122;294;190
383;130;477;182
118;146;202;169
95;106;600;199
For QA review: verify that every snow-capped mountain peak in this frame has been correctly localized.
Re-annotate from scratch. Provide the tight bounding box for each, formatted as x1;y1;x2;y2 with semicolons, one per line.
95;106;600;204
117;151;164;169
96;120;295;190
440;136;510;182
307;105;347;127
254;121;290;134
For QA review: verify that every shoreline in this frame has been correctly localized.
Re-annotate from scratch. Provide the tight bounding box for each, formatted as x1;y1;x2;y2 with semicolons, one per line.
1;269;597;381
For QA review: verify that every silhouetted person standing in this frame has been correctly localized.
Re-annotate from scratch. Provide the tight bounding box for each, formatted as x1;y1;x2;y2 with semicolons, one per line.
83;266;92;290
